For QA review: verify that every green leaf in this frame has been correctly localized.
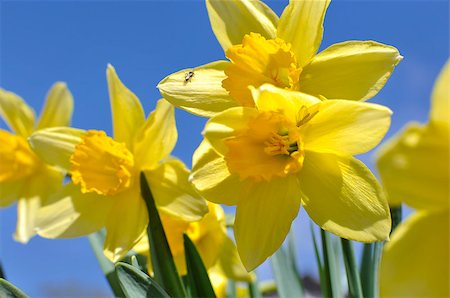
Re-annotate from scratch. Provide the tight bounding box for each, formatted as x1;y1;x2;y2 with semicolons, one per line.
310;224;326;296
248;280;262;298
0;278;28;298
225;279;236;298
360;241;384;298
140;172;187;297
287;228;304;292
270;246;303;298
88;230;125;297
341;239;363;298
183;234;216;297
320;229;342;298
115;262;169;298
390;206;402;234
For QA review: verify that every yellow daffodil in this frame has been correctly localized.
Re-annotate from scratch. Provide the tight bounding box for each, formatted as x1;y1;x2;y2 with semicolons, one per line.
0;84;73;243
377;60;449;297
190;84;392;270
134;202;252;283
158;0;402;117
27;65;208;262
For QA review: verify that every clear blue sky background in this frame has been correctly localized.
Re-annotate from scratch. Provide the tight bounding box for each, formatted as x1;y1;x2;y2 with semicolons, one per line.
0;0;448;296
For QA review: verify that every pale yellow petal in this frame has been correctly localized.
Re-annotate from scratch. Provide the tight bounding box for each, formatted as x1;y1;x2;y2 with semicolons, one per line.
380;210;449;298
0;88;35;137
277;0;330;67
235;175;301;270
28;127;85;172
158;61;238;117
133;99;177;170
104;186;147;262
35;183;112;239
0;180;24;207
14;196;40;243
36;82;74;129
204;107;258;155
377;123;449;209
252;84;321;122
430;59;450;126
300;152;390;242
300;41;402;101
206;0;278;51
107;64;145;147
303;100;392;155
191;141;243;206
144;158;208;222
217;237;253;282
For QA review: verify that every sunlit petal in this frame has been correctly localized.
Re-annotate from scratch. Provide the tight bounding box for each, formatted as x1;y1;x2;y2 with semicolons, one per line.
277;0;330;67
430;59;450;126
0;88;35;137
36;82;74;129
217;237;253;282
206;0;278;51
300;41;402;101
158;61;238;117
300;152;390;242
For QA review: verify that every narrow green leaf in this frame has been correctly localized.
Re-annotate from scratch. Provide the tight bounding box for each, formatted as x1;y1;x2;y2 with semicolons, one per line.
341;239;363;298
360;241;384;298
287;228;304;292
130;256;140;269
270;246;303;298
310;224;327;297
115;262;169;298
321;229;341;298
248;280;262;298
140;172;187;297
0;278;28;298
390;206;402;234
225;279;236;298
88;230;125;297
183;234;216;297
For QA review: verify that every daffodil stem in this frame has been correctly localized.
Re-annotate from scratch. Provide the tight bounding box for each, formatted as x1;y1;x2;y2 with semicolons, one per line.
390;205;402;234
360;241;384;298
320;229;340;298
341;239;363;298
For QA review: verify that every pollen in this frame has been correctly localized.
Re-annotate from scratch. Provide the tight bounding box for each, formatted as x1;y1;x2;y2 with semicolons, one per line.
0;130;39;182
224;111;304;182
222;33;302;107
70;130;135;196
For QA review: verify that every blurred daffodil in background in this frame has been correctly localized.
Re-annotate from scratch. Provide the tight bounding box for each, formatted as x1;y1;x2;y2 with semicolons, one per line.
377;60;449;297
158;0;402;117
0;84;73;243
191;84;392;270
27;65;208;262
134;202;253;293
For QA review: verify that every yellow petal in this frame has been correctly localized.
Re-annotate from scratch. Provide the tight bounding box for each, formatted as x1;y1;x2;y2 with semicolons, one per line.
252;84;320;122
14;196;41;243
380;210;449;298
28;127;85;172
235;175;301;270
158;61;238;117
104;186;147;262
217;237;254;282
35;183;111;238
107;64;145;147
0;88;35;137
277;0;330;67
0;179;23;207
144;158;208;222
206;0;278;51
377;123;449;209
191;140;243;206
133;99;177;170
430;59;450;126
300;41;402;101
300;152;390;242
204;107;258;155
303;100;392;155
36;82;74;129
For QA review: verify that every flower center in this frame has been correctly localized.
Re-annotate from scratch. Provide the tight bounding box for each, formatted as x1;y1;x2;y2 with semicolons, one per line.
224;111;304;182
70;130;135;196
0;129;40;182
223;33;302;107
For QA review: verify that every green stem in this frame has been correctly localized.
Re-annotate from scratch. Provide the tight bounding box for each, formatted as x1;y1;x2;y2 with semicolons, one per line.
341;239;363;298
320;229;339;298
390;205;402;234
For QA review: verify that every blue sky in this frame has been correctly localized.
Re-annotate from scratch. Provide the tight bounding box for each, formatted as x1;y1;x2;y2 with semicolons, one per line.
0;0;448;296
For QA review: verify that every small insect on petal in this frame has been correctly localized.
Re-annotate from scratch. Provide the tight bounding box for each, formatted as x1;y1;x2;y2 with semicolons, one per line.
184;71;195;83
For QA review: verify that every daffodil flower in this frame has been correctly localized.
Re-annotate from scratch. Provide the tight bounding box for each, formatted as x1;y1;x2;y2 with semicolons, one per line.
190;84;392;270
134;202;252;284
0;84;73;243
377;60;449;297
28;65;208;262
158;0;402;117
